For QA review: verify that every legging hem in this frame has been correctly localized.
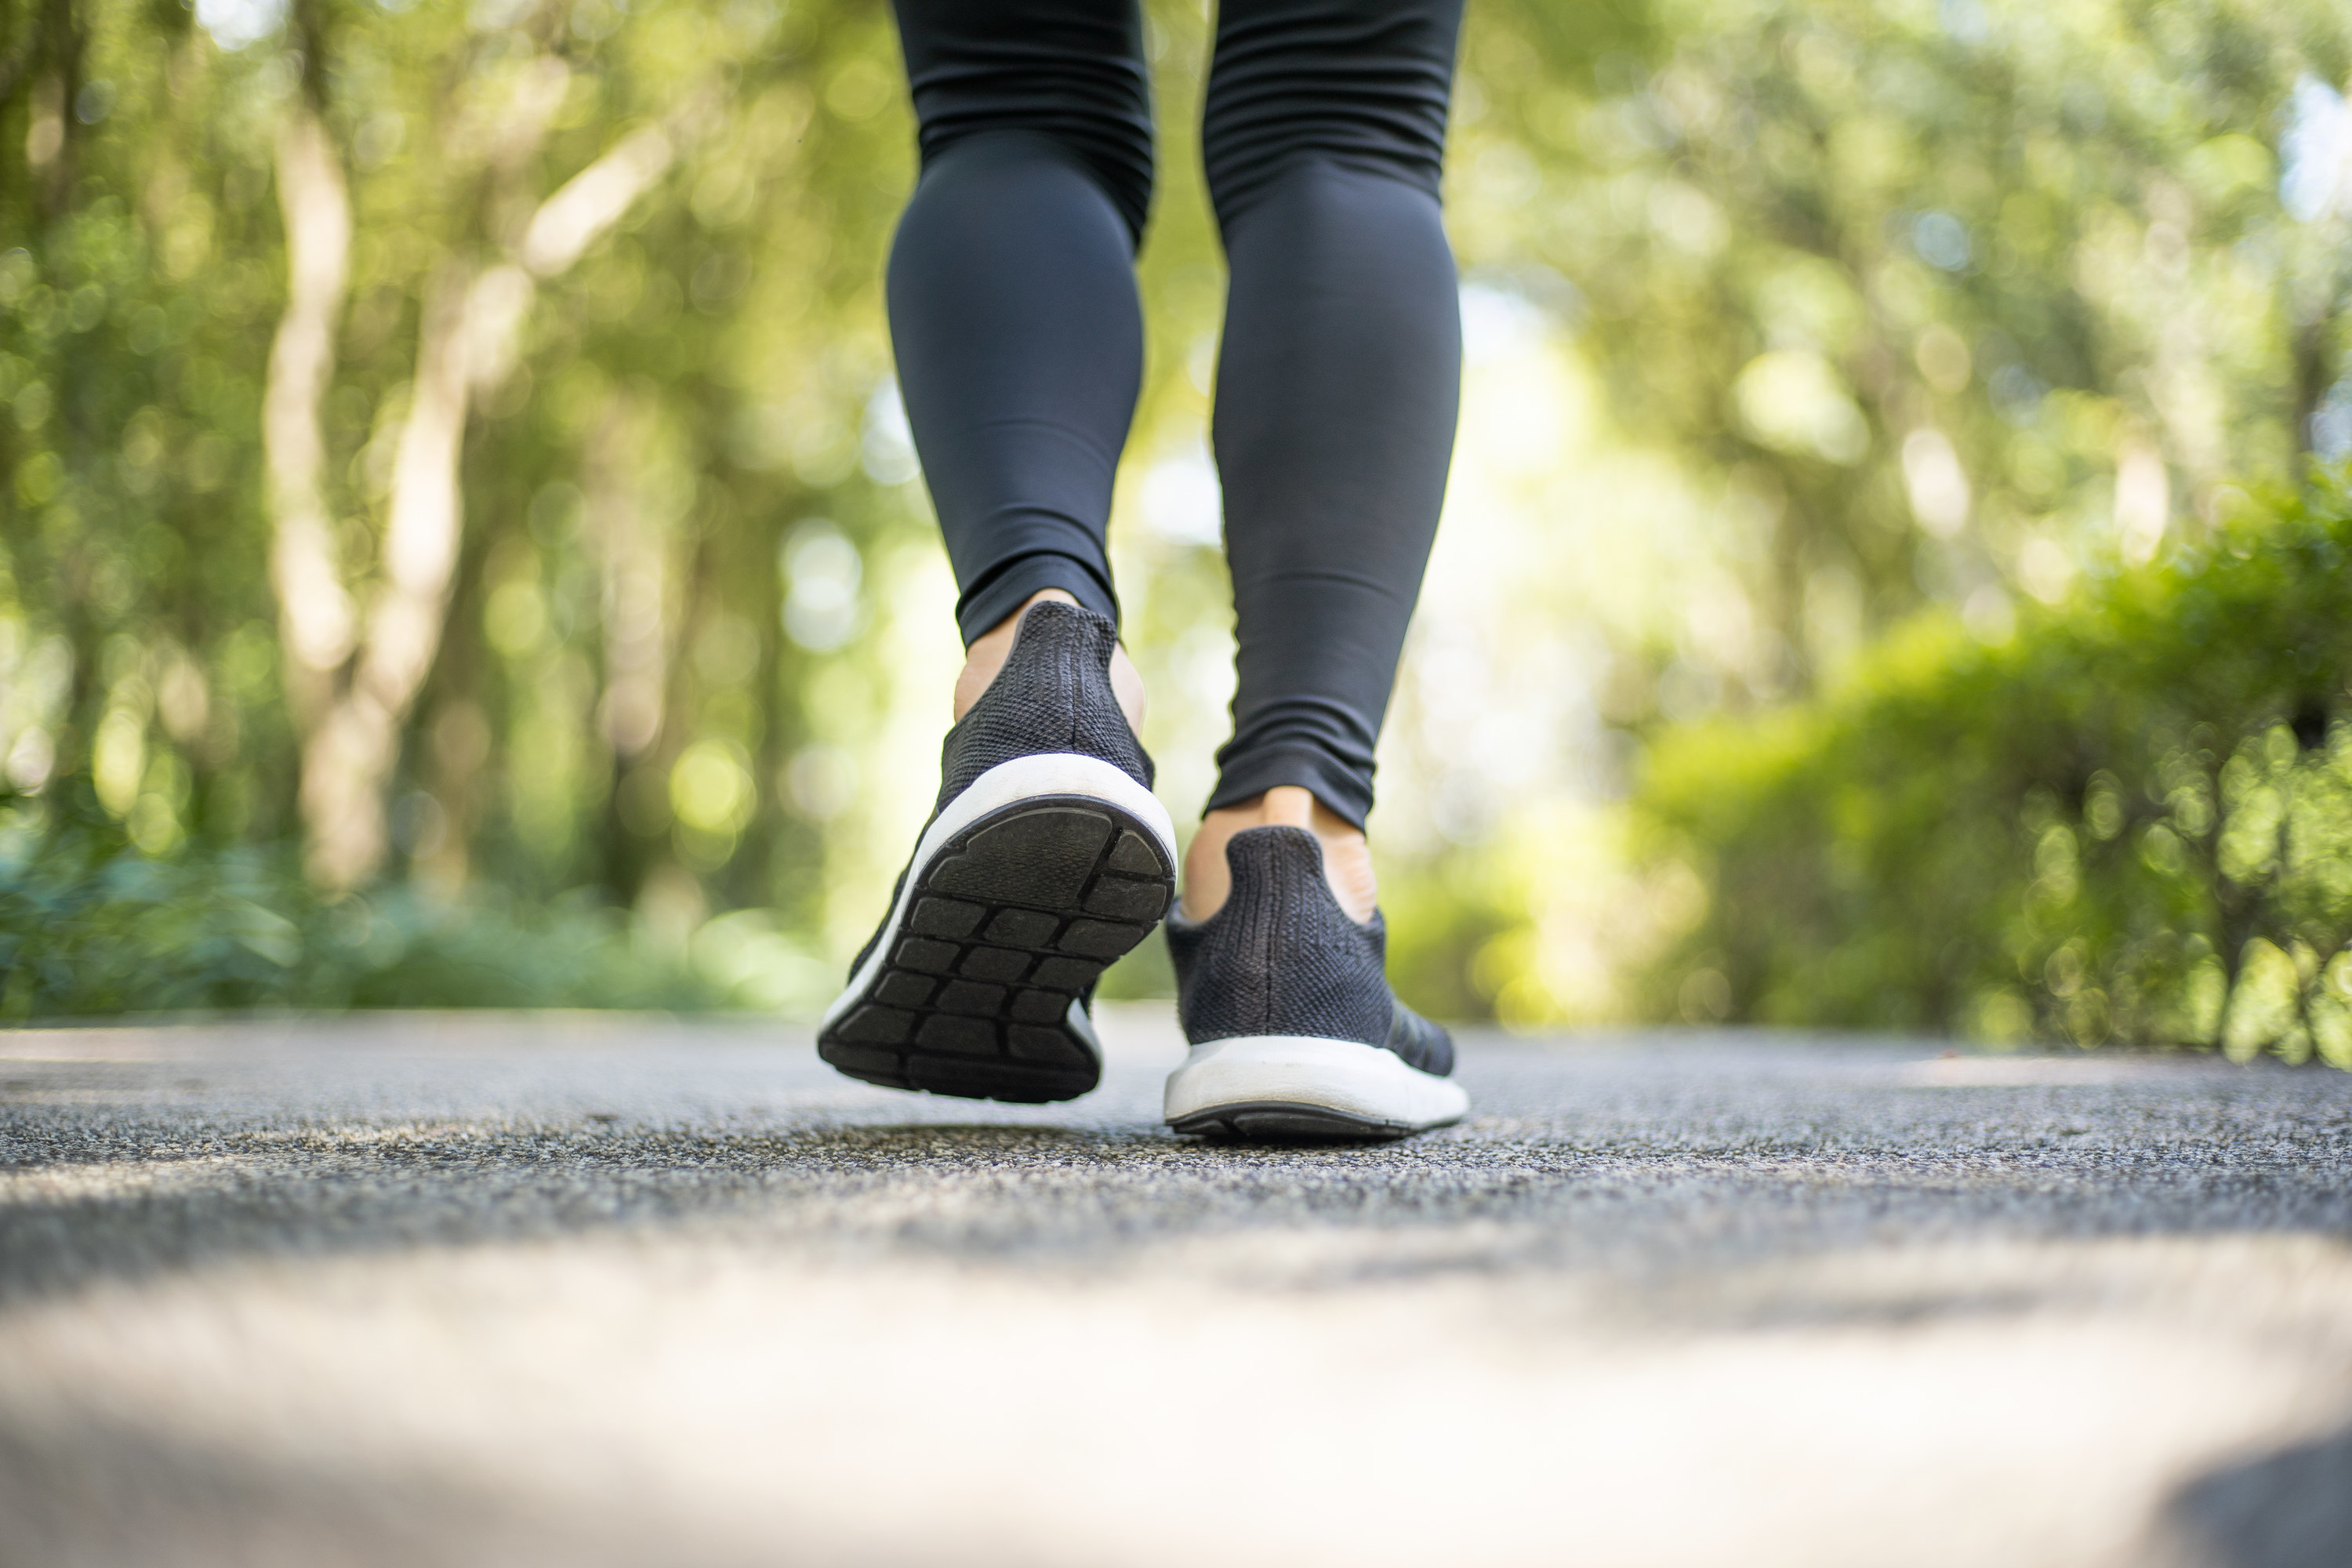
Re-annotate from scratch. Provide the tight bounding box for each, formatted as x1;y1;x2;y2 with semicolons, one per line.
1205;744;1374;829
956;552;1121;645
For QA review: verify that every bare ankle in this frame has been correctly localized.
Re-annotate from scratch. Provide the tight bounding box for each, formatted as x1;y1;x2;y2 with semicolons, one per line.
953;589;1147;731
1181;785;1377;924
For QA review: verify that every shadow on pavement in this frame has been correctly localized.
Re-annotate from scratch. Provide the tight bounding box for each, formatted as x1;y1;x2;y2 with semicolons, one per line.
2146;1418;2352;1568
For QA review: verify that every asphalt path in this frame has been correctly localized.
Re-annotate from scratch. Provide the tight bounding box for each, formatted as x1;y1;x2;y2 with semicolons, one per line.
2;1010;2349;1568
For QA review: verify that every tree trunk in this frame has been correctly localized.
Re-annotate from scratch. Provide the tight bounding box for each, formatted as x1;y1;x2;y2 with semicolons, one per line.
2292;313;2333;457
263;106;357;727
299;260;478;888
27;0;81;216
290;111;680;889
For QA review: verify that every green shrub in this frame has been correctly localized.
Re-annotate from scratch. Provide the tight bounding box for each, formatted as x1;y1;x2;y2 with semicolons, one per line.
1632;471;2352;1065
0;779;731;1019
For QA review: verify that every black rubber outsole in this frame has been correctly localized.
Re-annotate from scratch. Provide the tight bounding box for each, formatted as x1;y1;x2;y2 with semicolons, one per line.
1167;1102;1415;1142
818;797;1173;1104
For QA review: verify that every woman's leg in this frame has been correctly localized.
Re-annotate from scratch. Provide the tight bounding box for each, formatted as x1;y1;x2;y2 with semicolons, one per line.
1181;0;1466;920
1160;0;1470;1137
886;0;1155;652
819;2;1174;1108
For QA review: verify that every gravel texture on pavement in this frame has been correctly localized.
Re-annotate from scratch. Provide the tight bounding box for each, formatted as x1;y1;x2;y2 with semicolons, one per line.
2;1010;2349;1568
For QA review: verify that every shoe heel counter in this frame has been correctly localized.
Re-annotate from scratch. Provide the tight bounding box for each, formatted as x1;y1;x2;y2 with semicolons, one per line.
1179;828;1390;1048
1167;916;1244;1042
941;604;1152;805
1256;832;1391;1047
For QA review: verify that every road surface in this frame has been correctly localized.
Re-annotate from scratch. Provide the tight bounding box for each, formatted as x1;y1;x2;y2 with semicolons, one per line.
2;1010;2348;1568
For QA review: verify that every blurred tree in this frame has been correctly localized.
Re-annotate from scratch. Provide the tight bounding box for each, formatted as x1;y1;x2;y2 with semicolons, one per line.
1447;0;2352;712
1368;0;2352;1022
2;0;912;1005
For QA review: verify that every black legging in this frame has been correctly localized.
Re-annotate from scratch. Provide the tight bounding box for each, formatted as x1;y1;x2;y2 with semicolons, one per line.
886;0;1464;827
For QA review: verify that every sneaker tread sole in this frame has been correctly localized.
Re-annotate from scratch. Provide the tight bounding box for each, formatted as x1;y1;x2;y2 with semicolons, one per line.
1166;1101;1417;1141
818;798;1172;1104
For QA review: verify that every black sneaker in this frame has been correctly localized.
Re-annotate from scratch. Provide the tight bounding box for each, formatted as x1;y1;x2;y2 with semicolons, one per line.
1163;826;1468;1138
817;601;1177;1104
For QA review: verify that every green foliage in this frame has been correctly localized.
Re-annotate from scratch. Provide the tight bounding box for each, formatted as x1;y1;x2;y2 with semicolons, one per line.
1631;469;2352;1065
1453;0;2352;702
2;0;2350;1024
1370;0;2352;1029
1;0;920;920
0;775;728;1016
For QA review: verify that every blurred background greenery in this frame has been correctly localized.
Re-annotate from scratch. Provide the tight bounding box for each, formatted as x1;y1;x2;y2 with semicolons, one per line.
3;0;2351;1057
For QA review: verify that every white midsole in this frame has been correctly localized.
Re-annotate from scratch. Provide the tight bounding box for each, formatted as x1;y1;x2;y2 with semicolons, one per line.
819;753;1178;1031
1162;1036;1469;1130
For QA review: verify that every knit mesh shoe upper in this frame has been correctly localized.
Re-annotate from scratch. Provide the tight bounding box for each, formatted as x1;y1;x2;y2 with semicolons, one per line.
932;601;1152;812
1166;826;1454;1078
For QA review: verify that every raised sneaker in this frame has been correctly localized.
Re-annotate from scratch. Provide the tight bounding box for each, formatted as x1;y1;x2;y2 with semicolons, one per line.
818;601;1177;1103
1163;826;1468;1138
